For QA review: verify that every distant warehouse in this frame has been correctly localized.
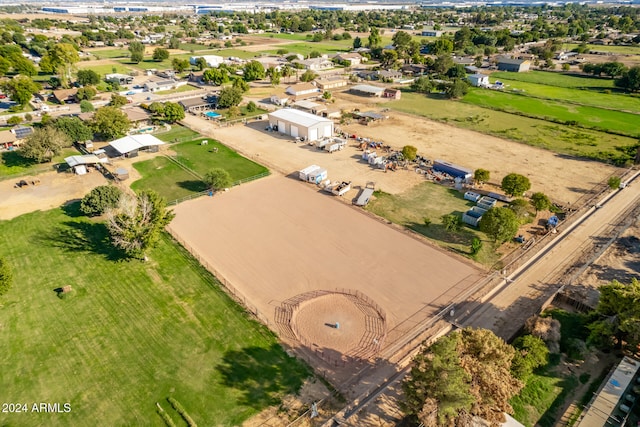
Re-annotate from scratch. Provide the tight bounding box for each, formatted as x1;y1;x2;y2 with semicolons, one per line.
268;109;334;142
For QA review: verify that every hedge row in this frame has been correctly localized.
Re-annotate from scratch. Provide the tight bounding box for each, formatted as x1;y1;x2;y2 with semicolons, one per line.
155;403;177;427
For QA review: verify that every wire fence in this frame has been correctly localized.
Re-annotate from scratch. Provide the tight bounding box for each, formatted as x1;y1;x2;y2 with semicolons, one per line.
0;164;56;182
166;171;270;206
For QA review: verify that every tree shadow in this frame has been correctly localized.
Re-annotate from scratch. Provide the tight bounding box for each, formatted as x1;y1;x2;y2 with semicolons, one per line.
176;180;208;192
1;150;36;168
60;200;84;218
408;222;475;246
40;220;128;261
217;343;310;409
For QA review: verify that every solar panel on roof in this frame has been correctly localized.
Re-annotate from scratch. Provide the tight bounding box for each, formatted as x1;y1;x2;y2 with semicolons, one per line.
14;127;33;139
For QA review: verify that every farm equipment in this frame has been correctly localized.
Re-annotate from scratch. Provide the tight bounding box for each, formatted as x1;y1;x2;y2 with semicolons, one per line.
325;138;347;153
354;182;376;207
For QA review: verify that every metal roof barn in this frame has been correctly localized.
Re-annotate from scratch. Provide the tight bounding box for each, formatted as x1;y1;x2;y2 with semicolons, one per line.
109;134;165;156
268;109;334;142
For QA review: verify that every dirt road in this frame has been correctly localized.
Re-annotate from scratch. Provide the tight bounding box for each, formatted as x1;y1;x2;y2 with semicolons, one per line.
460;172;640;339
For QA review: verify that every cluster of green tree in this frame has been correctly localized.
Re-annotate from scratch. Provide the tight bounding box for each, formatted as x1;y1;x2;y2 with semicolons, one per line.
402;327;548;426
146;101;185;123
579;62;640;92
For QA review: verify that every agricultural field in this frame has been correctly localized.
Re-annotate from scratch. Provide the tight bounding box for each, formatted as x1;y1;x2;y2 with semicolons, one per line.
462;88;640;137
562;43;640;55
76;61;134;76
366;182;500;266
155;125;200;143
263;41;351;56
388;92;638;164
154;84;200;95
490;71;617;90
0;206;310;426
489;78;640;112
210;48;259;60
87;48;130;59
131;138;268;201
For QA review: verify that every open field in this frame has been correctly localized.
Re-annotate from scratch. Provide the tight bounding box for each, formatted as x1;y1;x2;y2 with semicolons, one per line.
179;42;210;52
490;78;640;113
170;175;482;354
463;88;640;137
0;206;309;426
155;84;200;95
490;71;617;90
131;138;268;201
388;92;638;164
562;43;640;55
76;60;134;76
264;42;351;56
366;184;500;266
86;48;129;59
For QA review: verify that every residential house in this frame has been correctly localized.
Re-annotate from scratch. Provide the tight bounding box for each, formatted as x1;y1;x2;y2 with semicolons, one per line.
294;57;334;71
179;95;218;113
401;64;428;76
334;52;365;66
51;88;77;104
144;80;178;93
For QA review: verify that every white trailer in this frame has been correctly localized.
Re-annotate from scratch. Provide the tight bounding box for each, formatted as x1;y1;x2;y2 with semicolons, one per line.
331;181;351;196
354;182;375;206
299;165;321;181
307;168;327;184
325;138;347;153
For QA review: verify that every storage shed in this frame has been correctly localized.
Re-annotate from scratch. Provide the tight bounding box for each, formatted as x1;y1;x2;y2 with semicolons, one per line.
433;160;473;180
468;73;490;87
350;84;385;97
268;109;334;142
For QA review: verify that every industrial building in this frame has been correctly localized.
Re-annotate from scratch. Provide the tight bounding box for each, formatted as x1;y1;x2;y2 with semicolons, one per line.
268;109;334;142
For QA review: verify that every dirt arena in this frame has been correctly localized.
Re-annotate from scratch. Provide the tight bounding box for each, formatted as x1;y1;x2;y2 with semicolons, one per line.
169;175;482;358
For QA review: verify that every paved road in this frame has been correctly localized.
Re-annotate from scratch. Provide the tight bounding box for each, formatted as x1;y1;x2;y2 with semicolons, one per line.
460;172;640;340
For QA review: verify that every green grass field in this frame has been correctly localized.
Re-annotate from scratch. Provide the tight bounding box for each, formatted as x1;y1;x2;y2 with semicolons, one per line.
492;77;640;113
179;43;210;52
154;84;200;95
0;148;79;178
264;42;350;56
388;92;638;164
463;88;640;137
366;183;500;266
76;61;134;76
490;71;616;90
0;207;310;426
562;43;640;55
87;48;129;59
131;138;268;201
155;125;200;143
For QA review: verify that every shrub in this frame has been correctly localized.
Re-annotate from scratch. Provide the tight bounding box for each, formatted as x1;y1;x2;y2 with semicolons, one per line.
80;185;123;216
608;176;622;189
0;258;13;297
525;315;561;353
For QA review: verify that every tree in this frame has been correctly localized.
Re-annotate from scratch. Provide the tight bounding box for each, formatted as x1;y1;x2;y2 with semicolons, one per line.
129;41;144;63
403;328;523;426
7;116;22;126
80;100;95;113
392;30;412;61
445;79;469;99
168;36;180;49
246;101;257;113
430;38;454;55
54;116;93;142
530;192;551;213
501;173;531;197
402;145;418;161
232;78;250;93
147;101;165;117
203;68;229;86
615;66;640;92
204;168;232;191
267;67;281;86
511;335;549;380
0;257;12;297
243;60;266;81
194;57;207;71
441;213;463;232
20;127;71;163
163;102;185;123
381;49;398;68
402;333;474;426
353;36;362;49
171;57;190;73
217;87;243;109
43;43;79;87
152;48;170;62
1;75;41;108
411;76;432;93
589;279;640;349
76;86;96;101
80;185;123;216
91;106;130;140
608;176;622;189
471;238;483;255
228;106;241;119
77;69;100;86
109;93;128;108
509;198;531;220
300;70;318;82
474;168;490;185
106;190;175;260
368;27;382;48
433;55;454;75
479;207;520;243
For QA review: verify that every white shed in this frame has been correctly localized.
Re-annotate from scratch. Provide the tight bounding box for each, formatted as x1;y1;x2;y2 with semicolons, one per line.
268;109;333;142
468;74;490;87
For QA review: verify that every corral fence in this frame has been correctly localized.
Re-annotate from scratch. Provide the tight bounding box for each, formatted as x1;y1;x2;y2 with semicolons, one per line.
0;164;56;183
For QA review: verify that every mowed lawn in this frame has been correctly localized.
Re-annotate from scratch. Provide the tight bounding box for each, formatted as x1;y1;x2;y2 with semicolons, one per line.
366;182;500;266
388;92;638;164
0;207;310;426
155;125;200;143
0;148;80;178
463;88;640;137
492;78;640;113
490;71;617;89
131;138;269;201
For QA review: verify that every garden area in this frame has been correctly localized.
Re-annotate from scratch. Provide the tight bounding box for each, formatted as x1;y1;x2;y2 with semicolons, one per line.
131;137;269;202
0;206;310;426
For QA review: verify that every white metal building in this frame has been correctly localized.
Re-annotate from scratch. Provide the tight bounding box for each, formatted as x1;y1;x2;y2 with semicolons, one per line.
109;134;165;157
268;109;334;142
